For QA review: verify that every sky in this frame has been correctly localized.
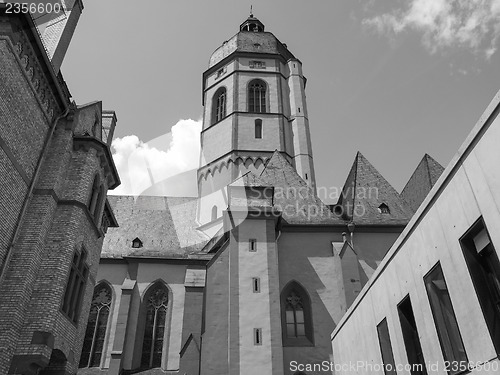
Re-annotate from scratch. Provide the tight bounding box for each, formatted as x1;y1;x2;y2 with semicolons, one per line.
55;0;500;202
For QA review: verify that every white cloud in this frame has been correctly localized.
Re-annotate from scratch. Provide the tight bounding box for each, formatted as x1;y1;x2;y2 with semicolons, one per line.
363;0;500;58
110;119;202;196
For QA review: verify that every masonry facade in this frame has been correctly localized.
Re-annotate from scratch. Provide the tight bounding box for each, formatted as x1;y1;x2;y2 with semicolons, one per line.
77;13;445;375
0;5;119;374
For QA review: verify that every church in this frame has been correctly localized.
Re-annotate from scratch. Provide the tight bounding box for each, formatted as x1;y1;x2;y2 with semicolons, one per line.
0;3;449;375
79;12;444;375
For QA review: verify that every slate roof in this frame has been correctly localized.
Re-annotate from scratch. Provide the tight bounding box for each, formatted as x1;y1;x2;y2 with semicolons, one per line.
209;31;295;68
401;154;445;213
336;152;414;225
101;196;209;259
237;151;344;225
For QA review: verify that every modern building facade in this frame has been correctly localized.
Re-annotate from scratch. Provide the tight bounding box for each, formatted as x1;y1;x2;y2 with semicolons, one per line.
331;90;500;375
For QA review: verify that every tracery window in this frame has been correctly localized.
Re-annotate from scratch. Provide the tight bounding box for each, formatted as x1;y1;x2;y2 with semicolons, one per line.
79;283;112;368
212;87;227;123
248;79;266;113
141;283;169;368
281;281;313;346
285;291;306;337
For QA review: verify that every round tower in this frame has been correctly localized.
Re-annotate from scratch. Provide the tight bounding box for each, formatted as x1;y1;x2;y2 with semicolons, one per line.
197;14;316;227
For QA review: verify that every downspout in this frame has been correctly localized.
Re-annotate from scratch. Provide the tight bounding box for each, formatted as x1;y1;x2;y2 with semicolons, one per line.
0;107;71;284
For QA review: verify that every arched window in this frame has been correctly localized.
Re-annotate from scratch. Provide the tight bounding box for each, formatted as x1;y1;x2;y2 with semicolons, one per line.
248;79;266;113
212;87;227;123
281;281;314;346
211;205;218;221
141;283;169;368
79;283;112;368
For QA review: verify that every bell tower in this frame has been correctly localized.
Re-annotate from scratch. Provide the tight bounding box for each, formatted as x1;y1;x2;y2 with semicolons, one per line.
197;13;316;228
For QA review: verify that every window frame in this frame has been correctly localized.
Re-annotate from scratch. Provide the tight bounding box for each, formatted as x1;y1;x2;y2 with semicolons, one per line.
79;282;113;369
140;281;171;369
377;318;397;375
212;87;227;124
424;263;468;375
459;217;500;354
61;246;89;324
248;79;267;113
397;295;428;375
254;119;263;139
281;281;314;347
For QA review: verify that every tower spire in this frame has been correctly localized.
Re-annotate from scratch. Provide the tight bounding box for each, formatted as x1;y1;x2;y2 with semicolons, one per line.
250;5;253;17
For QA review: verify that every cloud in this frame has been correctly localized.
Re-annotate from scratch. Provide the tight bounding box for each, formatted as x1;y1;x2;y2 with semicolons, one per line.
363;0;500;58
110;119;202;196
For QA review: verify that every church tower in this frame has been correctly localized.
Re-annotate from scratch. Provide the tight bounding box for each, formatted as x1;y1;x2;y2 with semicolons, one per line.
197;13;316;228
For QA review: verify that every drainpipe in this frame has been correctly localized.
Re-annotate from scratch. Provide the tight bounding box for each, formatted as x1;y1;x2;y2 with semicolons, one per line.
0;106;71;284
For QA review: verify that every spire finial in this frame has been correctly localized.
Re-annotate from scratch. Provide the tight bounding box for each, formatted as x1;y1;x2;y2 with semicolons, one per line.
250;5;253;17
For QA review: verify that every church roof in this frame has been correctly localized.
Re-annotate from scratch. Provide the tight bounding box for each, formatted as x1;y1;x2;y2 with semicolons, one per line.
208;31;295;68
336;152;413;225
400;154;445;213
239;151;344;225
101;196;209;259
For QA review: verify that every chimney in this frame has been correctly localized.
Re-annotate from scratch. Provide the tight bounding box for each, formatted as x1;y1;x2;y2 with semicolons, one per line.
41;0;84;73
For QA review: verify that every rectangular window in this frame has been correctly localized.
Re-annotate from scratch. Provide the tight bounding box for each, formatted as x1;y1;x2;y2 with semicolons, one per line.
255;120;262;139
460;218;500;354
62;248;89;323
398;295;428;375
252;277;260;293
424;263;467;374
254;328;262;345
249;239;257;252
377;318;397;375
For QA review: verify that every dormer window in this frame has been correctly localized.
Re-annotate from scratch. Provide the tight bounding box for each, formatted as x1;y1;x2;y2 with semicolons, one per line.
378;203;390;214
132;237;143;248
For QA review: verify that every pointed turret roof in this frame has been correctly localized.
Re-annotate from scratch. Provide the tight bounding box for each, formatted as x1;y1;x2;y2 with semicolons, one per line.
401;154;445;213
236;151;344;225
336;152;413;225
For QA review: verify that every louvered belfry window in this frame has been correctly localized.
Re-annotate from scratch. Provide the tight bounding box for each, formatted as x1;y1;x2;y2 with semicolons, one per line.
79;284;112;368
141;283;169;368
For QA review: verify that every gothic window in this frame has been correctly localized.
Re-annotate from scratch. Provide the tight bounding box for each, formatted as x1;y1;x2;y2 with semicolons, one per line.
141;283;169;368
211;205;218;221
281;281;313;346
79;283;112;368
212;87;227;124
248;79;266;113
255;119;262;139
62;247;88;322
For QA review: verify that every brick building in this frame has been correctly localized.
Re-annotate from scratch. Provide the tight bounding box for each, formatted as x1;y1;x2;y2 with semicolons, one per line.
0;3;120;374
